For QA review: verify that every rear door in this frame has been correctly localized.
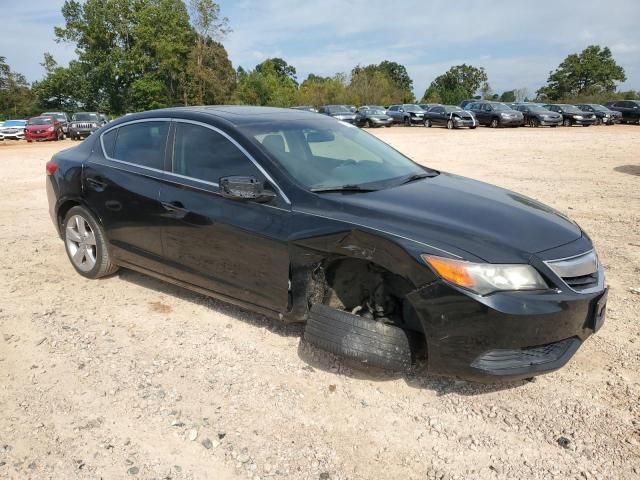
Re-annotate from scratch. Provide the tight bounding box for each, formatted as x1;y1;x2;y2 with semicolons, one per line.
431;106;446;126
82;119;170;272
160;120;291;312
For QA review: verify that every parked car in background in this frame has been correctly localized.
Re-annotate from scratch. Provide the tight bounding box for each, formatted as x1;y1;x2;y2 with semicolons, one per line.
69;112;103;139
575;104;621;125
291;106;318;112
318;105;357;124
42;112;70;134
0;119;27;140
459;99;479;109
514;104;562;127
423;105;477;129
25;115;65;142
544;104;596;127
604;100;640;124
467;101;524;127
418;103;441;111
386;104;425;126
355;105;393;128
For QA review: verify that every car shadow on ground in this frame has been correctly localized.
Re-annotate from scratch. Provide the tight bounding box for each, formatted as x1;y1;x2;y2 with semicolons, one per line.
614;164;640;176
118;269;529;396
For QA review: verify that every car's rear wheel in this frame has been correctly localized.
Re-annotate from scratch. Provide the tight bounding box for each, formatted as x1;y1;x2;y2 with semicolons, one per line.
366;120;372;128
563;118;572;127
424;119;432;127
531;118;540;128
446;119;454;129
490;118;499;128
63;206;118;279
304;304;418;371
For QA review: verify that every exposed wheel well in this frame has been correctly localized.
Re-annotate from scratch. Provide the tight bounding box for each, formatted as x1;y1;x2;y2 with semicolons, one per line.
319;258;424;335
56;200;81;232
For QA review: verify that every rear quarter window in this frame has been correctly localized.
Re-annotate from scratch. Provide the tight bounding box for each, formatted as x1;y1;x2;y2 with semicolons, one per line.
102;129;118;158
112;121;169;170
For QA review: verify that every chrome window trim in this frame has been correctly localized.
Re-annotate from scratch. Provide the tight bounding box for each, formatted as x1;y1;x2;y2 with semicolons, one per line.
291;208;463;259
171;118;291;205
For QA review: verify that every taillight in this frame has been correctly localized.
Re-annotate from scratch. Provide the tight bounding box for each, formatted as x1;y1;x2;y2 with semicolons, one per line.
46;160;58;176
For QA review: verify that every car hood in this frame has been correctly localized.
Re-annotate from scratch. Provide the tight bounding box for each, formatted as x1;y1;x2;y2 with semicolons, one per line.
367;114;391;120
26;124;53;130
308;172;583;263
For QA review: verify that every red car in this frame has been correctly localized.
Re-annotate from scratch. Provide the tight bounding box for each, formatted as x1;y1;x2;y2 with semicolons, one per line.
25;115;65;142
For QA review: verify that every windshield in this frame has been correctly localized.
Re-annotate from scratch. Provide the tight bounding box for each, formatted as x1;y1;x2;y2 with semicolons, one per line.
28;117;53;125
556;105;581;113
588;104;609;112
3;120;26;127
327;106;350;114
364;108;387;115
43;112;66;121
242;119;432;190
73;113;99;121
403;104;423;112
491;103;511;111
528;106;552;113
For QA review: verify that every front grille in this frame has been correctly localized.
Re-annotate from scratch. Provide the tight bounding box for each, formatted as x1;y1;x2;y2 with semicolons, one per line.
545;250;601;293
74;122;94;129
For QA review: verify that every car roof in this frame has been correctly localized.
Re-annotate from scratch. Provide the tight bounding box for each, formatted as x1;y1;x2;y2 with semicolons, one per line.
106;106;328;127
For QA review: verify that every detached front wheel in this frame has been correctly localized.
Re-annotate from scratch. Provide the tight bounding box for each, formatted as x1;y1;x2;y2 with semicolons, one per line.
304;304;418;371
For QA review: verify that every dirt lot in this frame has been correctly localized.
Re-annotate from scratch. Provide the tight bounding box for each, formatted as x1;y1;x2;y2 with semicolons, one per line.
1;125;639;480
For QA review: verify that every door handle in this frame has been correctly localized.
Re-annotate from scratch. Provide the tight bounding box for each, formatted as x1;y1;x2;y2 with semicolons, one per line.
161;201;188;213
86;177;107;191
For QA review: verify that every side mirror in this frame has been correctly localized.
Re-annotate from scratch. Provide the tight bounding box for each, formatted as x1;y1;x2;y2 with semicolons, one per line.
398;109;404;113
219;176;276;203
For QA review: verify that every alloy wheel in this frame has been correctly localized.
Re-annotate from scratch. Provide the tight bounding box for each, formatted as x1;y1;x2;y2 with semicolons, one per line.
65;215;97;272
447;119;453;129
490;119;499;128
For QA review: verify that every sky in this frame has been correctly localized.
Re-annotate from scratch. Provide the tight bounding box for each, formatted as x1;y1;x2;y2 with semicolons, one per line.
2;0;639;98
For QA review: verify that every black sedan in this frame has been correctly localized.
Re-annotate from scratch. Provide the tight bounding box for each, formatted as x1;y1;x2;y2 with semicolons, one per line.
514;104;562;127
575;104;620;125
355;106;393;128
46;106;607;382
466;101;524;127
544;104;596;127
423;105;477;129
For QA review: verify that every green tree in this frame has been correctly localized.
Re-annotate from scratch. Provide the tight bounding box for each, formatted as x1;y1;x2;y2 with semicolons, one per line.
352;61;413;102
422;64;488;104
236;61;298;106
55;0;195;113
255;58;297;84
536;45;626;100
0;56;37;118
348;68;400;106
32;53;90;111
296;73;349;107
499;90;516;102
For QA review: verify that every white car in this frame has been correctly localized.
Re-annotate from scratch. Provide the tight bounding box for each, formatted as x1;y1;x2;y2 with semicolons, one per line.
0;120;27;140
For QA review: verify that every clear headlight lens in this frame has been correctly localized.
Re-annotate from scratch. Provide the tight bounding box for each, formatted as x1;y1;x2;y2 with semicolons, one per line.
422;255;548;295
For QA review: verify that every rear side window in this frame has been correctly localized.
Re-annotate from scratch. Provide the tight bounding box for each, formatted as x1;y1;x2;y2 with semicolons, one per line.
112;121;169;170
102;129;117;158
172;122;260;184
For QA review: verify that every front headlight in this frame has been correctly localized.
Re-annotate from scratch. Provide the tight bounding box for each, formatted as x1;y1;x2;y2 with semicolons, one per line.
574;115;583;119
422;255;548;295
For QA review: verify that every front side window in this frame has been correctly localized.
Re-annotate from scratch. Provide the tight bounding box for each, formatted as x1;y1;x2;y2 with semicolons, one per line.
172;122;260;184
244;119;431;190
112;121;168;170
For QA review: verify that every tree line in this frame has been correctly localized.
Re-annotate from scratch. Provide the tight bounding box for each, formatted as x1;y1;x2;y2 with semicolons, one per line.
0;0;636;119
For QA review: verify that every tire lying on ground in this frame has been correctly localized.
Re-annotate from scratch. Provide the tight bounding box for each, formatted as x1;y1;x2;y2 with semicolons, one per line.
304;303;418;371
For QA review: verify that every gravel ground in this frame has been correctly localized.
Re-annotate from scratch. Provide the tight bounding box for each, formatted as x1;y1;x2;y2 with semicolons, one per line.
0;125;639;480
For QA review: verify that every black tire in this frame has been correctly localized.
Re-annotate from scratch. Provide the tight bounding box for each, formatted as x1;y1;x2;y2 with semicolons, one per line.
304;304;417;371
366;120;372;128
563;118;572;127
424;119;432;127
470;126;477;129
63;206;119;279
446;119;454;129
490;118;499;128
595;117;602;126
404;116;411;127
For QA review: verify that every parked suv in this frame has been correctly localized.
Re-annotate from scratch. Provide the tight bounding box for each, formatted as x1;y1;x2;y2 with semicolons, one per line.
318;105;357;124
544;104;596;127
575;104;621;125
69;112;103;140
604;100;640;124
46;106;606;382
42;112;70;134
514;104;562;127
25;115;64;142
467;101;524;127
386;104;425;126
